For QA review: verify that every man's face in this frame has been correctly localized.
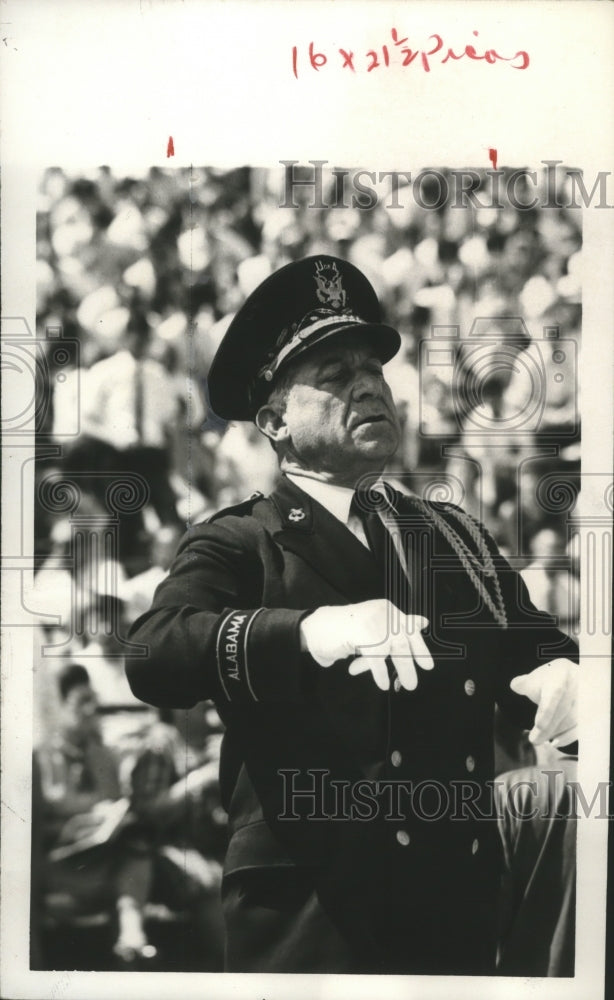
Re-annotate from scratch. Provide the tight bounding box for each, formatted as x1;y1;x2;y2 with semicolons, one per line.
60;684;99;738
272;334;401;485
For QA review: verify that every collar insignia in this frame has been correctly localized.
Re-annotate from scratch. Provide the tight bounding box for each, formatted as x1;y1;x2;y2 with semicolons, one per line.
288;507;306;522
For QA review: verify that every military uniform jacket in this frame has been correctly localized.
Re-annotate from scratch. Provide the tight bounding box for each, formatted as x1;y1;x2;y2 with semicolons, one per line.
126;476;578;975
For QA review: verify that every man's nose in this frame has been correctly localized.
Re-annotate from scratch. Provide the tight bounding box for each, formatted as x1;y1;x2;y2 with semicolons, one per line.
352;370;381;399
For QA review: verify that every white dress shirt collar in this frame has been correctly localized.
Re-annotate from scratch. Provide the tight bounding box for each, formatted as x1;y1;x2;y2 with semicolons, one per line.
285;473;356;526
285;473;389;551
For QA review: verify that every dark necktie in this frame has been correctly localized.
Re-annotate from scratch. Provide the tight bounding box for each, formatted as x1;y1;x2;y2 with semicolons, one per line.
351;487;411;611
351;489;389;566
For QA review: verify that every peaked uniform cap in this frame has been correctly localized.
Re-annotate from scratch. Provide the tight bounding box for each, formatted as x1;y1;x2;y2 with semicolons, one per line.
207;255;401;420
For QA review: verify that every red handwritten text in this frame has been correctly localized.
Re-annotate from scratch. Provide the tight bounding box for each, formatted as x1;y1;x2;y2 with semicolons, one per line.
292;29;529;78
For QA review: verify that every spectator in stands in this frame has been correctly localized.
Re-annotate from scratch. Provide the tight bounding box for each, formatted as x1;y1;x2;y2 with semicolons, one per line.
521;528;579;636
34;663;156;966
119;524;184;627
75;595;158;765
128;705;226;970
79;308;183;563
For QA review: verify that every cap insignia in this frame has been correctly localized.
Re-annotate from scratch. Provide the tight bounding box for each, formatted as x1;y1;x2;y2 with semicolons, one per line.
314;260;347;309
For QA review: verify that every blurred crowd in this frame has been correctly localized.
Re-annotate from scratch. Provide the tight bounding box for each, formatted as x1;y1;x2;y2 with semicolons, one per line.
31;164;582;970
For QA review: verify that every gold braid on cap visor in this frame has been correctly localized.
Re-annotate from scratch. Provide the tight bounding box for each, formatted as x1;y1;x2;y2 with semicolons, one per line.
257;309;367;383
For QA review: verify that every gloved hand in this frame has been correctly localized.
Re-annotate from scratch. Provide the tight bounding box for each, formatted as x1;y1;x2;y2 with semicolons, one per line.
300;599;434;691
510;658;579;746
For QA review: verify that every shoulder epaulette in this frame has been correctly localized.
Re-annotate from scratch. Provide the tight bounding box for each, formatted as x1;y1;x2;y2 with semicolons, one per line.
207;491;265;523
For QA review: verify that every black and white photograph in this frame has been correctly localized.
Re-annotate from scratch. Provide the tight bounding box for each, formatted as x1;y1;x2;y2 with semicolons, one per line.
1;4;613;1000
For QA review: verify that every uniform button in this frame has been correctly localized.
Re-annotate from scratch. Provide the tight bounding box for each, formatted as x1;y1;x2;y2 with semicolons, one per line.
464;679;476;696
465;755;476;773
472;837;479;855
391;750;403;768
394;677;402;693
396;830;410;847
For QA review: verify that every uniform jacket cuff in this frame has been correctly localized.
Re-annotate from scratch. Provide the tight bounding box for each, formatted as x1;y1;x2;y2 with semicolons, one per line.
216;607;312;704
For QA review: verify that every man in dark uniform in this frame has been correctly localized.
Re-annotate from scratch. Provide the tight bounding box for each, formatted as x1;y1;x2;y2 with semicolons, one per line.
126;255;578;975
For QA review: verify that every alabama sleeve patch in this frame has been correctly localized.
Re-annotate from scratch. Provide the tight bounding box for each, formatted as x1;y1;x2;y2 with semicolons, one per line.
216;609;264;701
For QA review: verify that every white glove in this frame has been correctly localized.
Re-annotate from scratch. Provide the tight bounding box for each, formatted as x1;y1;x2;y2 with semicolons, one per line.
510;658;579;747
300;599;434;692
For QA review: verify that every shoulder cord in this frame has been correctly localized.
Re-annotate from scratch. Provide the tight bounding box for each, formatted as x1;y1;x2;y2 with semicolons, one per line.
387;493;508;629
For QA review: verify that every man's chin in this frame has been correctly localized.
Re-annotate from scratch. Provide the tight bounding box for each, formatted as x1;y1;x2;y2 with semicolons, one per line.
352;422;400;454
351;440;399;472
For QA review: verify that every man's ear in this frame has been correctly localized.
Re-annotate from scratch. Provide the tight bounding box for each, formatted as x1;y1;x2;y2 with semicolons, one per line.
255;403;290;445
